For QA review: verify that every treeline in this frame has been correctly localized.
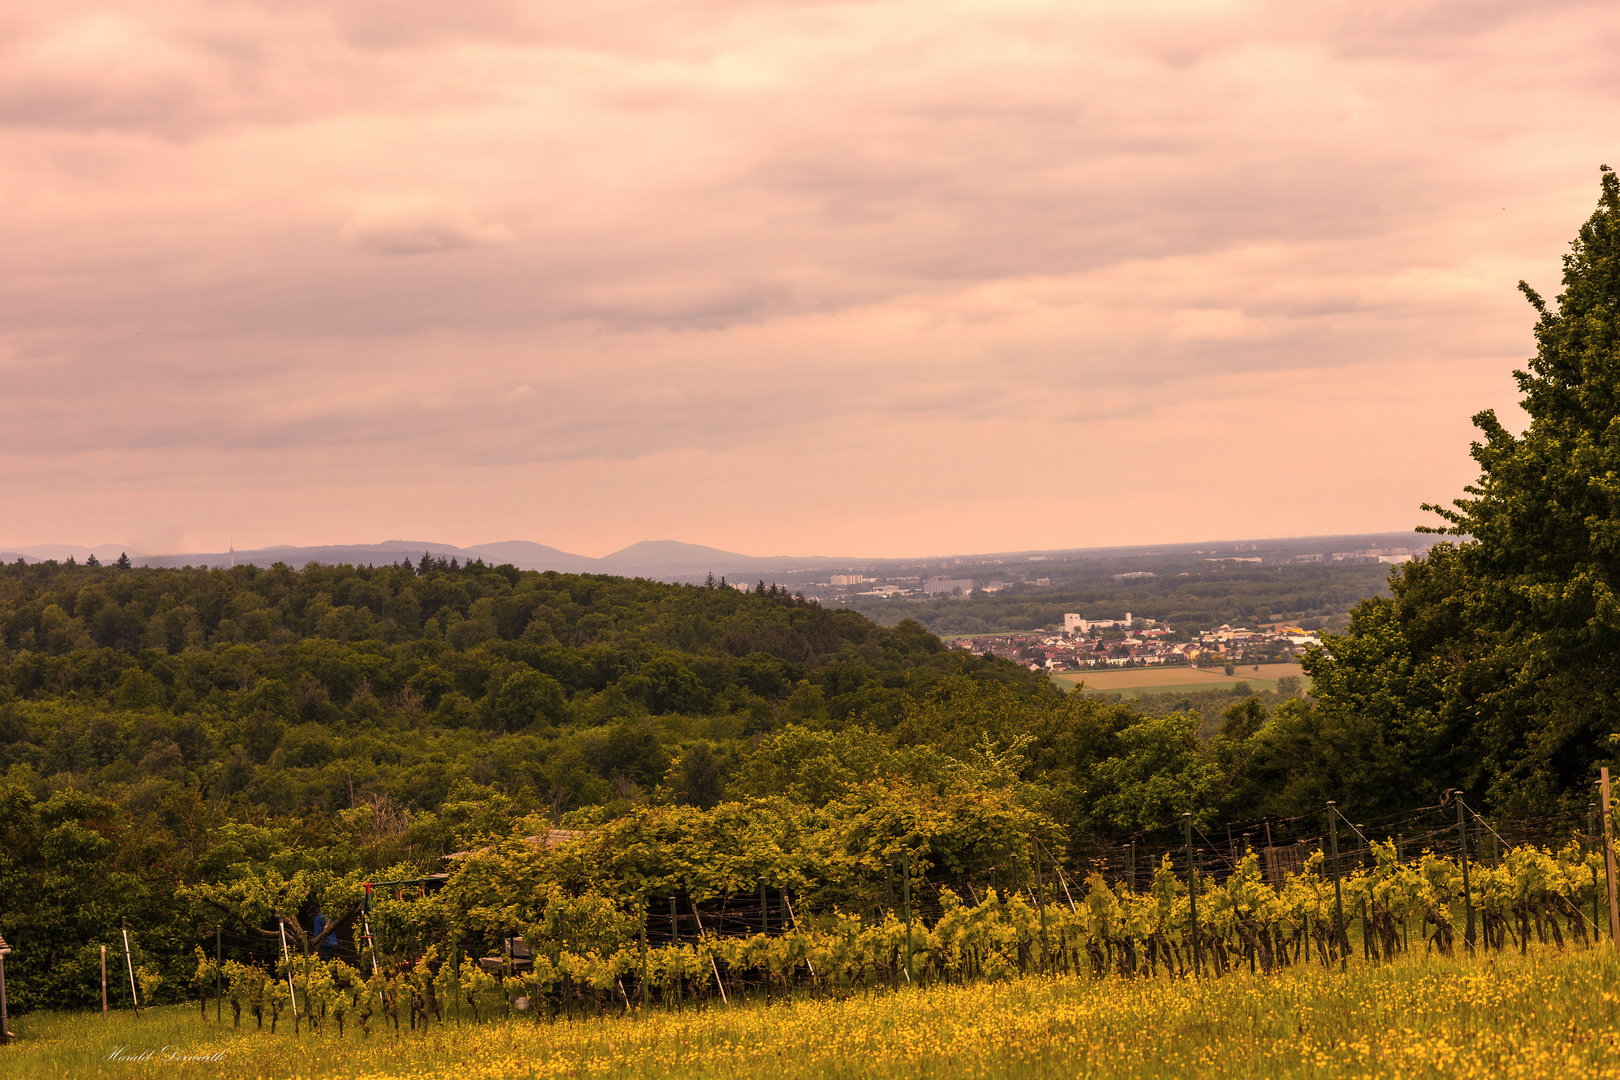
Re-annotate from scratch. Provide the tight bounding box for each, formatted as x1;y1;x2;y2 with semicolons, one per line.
0;558;1054;816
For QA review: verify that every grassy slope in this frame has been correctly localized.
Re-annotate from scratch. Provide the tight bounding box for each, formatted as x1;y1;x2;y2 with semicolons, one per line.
1051;662;1308;700
8;944;1620;1080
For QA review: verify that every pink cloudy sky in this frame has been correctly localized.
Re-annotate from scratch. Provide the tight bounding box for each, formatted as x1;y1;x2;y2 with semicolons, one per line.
2;0;1616;558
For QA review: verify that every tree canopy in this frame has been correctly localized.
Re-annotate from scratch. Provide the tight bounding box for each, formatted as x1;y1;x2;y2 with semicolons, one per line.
1305;166;1620;815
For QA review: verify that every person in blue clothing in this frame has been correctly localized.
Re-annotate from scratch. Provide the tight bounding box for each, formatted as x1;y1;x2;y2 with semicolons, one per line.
311;910;339;959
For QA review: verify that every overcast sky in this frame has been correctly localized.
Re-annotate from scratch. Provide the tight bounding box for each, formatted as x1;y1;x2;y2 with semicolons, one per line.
2;0;1615;558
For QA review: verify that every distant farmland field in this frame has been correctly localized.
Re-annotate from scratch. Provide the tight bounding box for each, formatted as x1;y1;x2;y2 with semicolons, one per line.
1051;662;1307;698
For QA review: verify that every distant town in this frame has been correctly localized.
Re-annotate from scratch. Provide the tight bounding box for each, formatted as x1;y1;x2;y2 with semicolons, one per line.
699;538;1425;644
944;614;1321;672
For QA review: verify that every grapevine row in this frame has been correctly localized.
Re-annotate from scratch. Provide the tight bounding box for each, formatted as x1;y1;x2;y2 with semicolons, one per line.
184;840;1610;1028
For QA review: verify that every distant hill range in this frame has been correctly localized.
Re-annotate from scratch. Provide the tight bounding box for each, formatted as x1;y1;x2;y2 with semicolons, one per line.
0;539;847;580
0;531;1437;584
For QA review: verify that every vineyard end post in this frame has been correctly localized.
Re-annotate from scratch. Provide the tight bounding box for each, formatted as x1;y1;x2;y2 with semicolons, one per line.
640;898;649;1012
277;919;297;1014
902;848;913;985
1034;840;1047;971
669;896;681;1001
1128;841;1136;893
1328;802;1346;968
122;924;140;1016
1602;768;1619;947
1184;812;1201;978
1591;802;1602;943
0;946;8;1045
1360;896;1372;962
215;924;222;1024
300;917;310;1028
1455;798;1474;951
101;944;107;1016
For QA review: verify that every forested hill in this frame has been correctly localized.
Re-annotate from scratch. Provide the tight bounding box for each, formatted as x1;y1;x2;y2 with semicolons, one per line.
0;553;1576;1014
0;558;1051;817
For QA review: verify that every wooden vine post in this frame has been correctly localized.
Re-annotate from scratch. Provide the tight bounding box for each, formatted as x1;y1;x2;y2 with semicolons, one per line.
215;925;222;1023
1327;803;1346;968
756;878;770;999
1183;813;1201;977
0;930;11;1045
1033;840;1046;972
361;884;379;976
1602;767;1619;946
101;944;107;1015
1361;897;1372;962
639;896;649;1012
300;916;311;1030
689;901;727;1004
901;848;913;985
1456;798;1475;951
669;896;681;1001
122;924;141;1016
277;920;296;1013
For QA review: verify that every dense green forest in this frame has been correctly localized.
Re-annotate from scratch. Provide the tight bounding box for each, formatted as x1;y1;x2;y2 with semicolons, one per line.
0;556;1351;1012
0;557;1055;817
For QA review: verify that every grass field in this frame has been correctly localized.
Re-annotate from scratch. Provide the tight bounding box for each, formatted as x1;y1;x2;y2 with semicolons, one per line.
1051;662;1308;698
7;944;1620;1080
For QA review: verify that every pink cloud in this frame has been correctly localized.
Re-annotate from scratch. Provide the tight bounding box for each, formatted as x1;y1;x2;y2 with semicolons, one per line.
342;197;516;255
0;0;1615;555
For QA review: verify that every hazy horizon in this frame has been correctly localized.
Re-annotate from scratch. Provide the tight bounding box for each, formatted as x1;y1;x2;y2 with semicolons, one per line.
0;528;1432;566
3;2;1611;557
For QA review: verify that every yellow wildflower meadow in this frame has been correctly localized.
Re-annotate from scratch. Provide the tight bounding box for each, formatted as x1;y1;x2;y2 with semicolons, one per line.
10;943;1620;1080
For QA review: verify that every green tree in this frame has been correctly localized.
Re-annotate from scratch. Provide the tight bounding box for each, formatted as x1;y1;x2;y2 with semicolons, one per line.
1312;166;1620;813
488;668;566;734
672;742;724;809
1082;712;1221;831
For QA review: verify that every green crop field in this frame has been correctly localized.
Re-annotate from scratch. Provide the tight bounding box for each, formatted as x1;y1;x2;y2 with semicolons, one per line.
6;943;1617;1080
1051;662;1308;699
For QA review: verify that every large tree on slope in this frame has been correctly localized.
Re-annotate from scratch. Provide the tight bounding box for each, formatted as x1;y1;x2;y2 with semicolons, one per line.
1306;166;1620;814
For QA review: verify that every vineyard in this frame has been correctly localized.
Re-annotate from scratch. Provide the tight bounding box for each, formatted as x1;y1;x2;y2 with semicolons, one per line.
10;924;1620;1080
11;804;1620;1080
169;839;1613;1031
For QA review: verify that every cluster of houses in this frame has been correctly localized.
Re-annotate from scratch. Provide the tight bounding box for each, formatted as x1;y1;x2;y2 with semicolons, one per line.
949;615;1322;671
